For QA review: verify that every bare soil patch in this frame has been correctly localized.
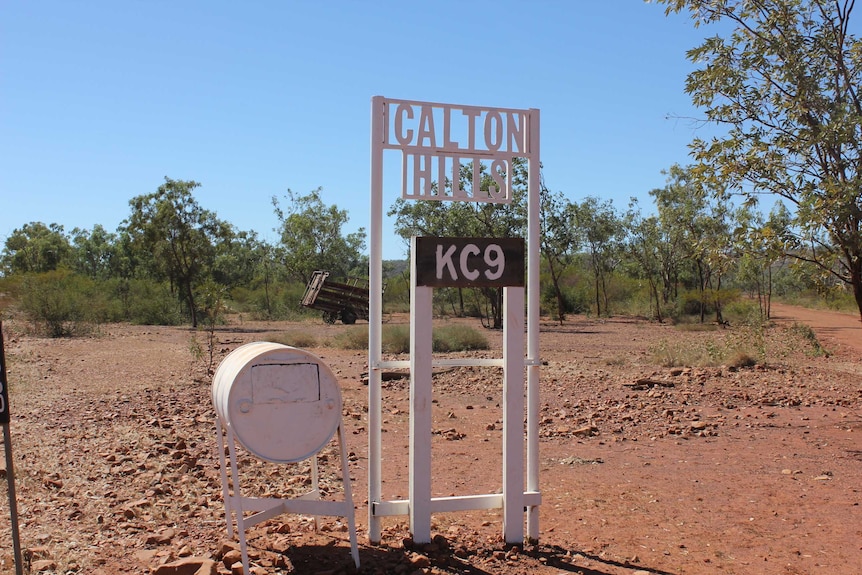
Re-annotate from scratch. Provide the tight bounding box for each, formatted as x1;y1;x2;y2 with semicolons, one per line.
1;306;861;575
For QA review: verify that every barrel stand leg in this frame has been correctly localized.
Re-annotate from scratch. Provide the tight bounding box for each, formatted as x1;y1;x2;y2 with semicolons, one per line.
337;423;360;568
225;427;251;574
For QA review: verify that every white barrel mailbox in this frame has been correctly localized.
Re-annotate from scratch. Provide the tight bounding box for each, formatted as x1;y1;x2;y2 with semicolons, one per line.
212;342;359;570
212;342;342;463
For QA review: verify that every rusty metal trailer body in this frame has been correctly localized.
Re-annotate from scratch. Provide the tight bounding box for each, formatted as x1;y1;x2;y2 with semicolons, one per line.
301;271;371;324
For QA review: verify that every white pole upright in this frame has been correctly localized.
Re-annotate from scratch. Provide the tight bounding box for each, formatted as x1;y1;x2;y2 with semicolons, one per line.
409;237;433;543
526;109;541;541
502;286;525;543
368;96;385;543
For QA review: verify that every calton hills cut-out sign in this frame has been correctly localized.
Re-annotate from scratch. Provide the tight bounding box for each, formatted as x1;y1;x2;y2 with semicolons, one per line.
381;98;531;204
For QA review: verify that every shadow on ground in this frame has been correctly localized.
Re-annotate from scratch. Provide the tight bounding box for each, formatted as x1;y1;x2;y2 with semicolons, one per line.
242;533;680;575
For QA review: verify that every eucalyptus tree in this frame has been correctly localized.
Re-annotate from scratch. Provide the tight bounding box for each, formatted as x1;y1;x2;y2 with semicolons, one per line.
122;178;232;327
540;183;580;324
272;188;366;285
734;202;794;319
69;224;120;280
625;201;666;322
569;197;625;317
656;0;862;321
650;164;735;322
1;222;72;275
211;229;266;290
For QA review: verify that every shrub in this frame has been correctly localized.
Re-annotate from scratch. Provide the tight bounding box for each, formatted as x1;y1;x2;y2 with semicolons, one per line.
433;323;488;352
382;325;410;354
330;326;368;350
18;270;102;336
787;322;829;357
651;324;764;368
267;330;319;349
122;280;184;326
328;323;489;353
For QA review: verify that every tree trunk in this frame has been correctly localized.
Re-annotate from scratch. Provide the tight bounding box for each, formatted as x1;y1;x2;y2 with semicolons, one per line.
852;259;862;324
766;265;773;320
547;258;566;324
594;276;601;317
186;281;198;328
649;277;663;323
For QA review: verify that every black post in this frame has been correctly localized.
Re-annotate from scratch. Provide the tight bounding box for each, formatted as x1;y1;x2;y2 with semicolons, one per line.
0;322;24;575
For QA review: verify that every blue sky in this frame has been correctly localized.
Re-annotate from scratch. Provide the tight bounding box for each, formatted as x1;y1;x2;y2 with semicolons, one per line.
2;1;723;260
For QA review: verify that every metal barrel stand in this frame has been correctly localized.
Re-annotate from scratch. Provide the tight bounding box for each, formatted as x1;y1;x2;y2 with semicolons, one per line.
212;342;359;572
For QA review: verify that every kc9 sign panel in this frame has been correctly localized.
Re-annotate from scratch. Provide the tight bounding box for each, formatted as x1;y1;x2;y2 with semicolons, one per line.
413;237;525;288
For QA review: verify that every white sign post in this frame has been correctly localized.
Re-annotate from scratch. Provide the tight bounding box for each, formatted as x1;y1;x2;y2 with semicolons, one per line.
369;97;541;545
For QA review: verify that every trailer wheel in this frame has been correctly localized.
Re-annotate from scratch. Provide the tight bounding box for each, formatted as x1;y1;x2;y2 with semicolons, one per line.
323;311;338;324
340;308;357;325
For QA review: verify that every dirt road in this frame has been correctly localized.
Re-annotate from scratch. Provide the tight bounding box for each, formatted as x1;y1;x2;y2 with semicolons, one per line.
770;302;862;358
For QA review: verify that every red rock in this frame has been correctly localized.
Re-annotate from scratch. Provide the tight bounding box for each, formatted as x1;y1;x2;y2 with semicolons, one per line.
150;557;217;575
31;560;57;572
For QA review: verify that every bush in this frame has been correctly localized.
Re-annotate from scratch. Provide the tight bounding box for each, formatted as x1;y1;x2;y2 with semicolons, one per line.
787;321;829;357
433;323;488;352
18;270;101;336
328;322;489;353
266;330;319;349
382;325;410;354
650;323;765;368
330;326;368;350
121;280;184;326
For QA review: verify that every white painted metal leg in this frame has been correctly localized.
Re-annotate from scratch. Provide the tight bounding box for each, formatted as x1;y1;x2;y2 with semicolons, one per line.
503;287;525;543
410;255;433;543
216;419;234;537
368;95;385;544
311;457;321;532
225;426;251;574
526;362;540;541
337;424;360;568
527;108;542;543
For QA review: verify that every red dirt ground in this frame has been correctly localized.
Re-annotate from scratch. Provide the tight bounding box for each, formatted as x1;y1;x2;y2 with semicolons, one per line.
0;303;860;575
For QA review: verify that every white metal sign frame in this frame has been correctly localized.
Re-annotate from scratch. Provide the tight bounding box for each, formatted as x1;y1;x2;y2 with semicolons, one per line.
368;96;541;544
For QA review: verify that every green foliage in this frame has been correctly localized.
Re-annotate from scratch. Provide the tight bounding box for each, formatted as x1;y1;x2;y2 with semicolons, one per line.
18;271;104;336
656;0;862;321
649;328;761;368
569;197;626;317
382;325;410;354
721;298;764;327
648;304;835;369
228;281;315;321
388;158;529;328
4;171;861;329
70;224;120;279
329;325;410;353
540;186;581;323
122;177;233;327
273;188;366;284
539;268;591;318
0;276;22;317
121;279;184;325
1;222;73;274
382;267;411;314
